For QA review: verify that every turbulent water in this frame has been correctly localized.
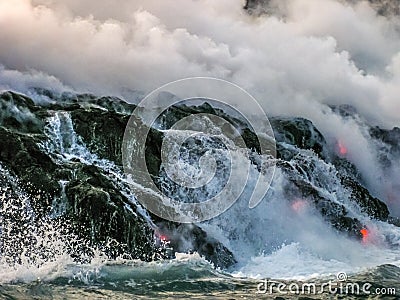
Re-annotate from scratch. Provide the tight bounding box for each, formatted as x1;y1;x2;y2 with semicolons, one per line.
0;257;399;299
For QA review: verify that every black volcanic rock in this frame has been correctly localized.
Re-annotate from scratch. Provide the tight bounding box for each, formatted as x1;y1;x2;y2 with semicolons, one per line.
291;178;364;239
0;90;237;268
70;108;129;165
271;117;328;159
0;89;395;268
370;126;400;162
271;116;392;235
341;176;390;221
156;223;237;268
0;91;166;263
0;127;60;207
330;104;359;119
65;173;157;261
244;0;270;13
0;91;43;133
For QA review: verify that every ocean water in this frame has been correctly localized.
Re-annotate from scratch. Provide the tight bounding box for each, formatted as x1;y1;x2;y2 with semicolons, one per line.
0;253;399;299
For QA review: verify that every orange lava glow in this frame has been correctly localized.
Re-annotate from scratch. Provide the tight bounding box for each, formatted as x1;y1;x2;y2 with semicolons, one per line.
159;235;168;242
360;228;369;243
360;228;368;237
338;140;348;156
291;199;307;213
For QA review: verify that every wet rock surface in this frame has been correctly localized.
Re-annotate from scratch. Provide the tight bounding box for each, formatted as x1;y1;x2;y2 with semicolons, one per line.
0;89;396;268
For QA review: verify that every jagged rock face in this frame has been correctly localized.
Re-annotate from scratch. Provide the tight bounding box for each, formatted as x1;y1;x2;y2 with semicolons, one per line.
65;165;158;261
270;114;393;238
370;126;400;167
370;126;400;151
0;89;396;268
271;117;328;160
0;91;164;263
244;0;270;11
71;108;128;165
341;176;390;221
0;92;44;133
0;91;236;268
0;126;59;211
156;223;237;268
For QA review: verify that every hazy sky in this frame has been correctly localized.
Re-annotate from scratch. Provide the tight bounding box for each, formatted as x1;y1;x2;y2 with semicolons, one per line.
0;0;399;128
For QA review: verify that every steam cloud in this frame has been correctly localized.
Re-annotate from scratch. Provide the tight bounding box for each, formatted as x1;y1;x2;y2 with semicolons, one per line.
0;0;399;125
0;0;399;210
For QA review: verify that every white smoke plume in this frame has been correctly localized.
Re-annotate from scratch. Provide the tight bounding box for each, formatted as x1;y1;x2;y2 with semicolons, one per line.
0;0;399;125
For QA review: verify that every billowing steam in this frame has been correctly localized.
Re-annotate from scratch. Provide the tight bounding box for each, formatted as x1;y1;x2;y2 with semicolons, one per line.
0;0;399;125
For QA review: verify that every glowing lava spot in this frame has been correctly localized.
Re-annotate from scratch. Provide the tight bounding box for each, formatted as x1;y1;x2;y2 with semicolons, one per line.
159;235;168;242
291;199;307;213
337;140;348;156
155;231;169;243
360;228;369;243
